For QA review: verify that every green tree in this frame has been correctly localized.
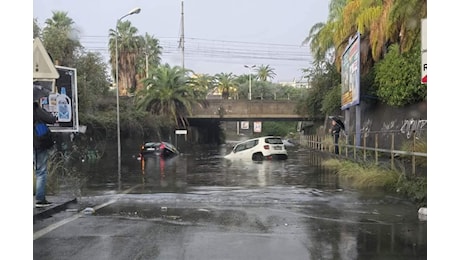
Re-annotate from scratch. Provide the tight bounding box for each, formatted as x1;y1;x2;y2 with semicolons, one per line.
136;33;163;91
301;0;427;110
215;73;237;99
374;43;426;107
109;20;143;96
260;121;297;137
389;0;427;54
189;73;214;99
135;64;201;127
74;51;111;114
302;0;347;64
303;0;426;73
42;11;82;67
33;18;41;39
297;58;340;119
256;64;277;82
321;84;342;115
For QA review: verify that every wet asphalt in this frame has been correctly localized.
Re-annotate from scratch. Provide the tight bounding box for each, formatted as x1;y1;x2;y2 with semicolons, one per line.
33;146;426;259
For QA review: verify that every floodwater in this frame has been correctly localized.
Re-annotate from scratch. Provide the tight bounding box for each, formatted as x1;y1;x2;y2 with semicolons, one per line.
67;140;427;259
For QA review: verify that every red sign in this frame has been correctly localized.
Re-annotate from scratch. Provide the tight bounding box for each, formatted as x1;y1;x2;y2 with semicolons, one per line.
422;75;427;84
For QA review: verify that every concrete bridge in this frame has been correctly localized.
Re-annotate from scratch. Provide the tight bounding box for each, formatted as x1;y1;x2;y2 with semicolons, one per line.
189;99;306;122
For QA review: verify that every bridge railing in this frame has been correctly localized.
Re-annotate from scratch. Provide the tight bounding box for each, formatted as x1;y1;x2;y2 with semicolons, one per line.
299;129;427;177
190;100;304;119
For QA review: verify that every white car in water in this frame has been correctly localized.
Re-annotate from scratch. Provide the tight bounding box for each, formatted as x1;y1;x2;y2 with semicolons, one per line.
224;136;288;161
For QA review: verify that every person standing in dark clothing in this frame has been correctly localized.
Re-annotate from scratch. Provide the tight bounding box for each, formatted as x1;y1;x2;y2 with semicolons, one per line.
330;119;341;154
33;84;57;208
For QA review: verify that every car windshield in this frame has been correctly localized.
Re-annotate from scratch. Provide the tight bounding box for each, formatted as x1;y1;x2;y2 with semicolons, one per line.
265;138;283;144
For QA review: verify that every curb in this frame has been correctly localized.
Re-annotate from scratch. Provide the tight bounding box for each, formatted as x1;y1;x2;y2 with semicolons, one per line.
33;197;78;222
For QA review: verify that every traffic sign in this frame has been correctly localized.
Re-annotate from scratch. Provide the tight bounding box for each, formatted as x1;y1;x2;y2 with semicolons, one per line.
33;37;59;80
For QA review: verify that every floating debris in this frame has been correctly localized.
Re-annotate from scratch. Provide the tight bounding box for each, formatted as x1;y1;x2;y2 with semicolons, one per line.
82;207;95;215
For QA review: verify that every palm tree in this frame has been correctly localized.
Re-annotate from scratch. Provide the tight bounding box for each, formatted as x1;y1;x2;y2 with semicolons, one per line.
215;73;237;99
256;64;277;82
188;73;214;99
42;11;82;67
389;0;427;53
135;64;202;127
302;0;346;65
109;20;143;96
303;0;426;73
136;33;163;91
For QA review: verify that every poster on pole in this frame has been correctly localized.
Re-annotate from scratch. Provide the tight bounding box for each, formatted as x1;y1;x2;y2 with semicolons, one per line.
254;121;262;133
341;33;361;110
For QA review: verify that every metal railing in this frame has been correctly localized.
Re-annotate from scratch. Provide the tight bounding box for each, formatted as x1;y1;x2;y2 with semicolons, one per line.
300;129;427;176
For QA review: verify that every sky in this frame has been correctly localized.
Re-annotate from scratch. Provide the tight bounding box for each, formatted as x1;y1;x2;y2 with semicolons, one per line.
32;0;330;83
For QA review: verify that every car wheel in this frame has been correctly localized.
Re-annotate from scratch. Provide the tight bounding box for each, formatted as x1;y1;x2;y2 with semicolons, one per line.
252;153;264;161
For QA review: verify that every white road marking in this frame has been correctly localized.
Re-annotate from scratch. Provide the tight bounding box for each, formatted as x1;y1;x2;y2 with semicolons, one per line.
33;184;141;240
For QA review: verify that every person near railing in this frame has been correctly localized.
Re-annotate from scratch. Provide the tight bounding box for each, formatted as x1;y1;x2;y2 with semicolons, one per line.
330;120;341;154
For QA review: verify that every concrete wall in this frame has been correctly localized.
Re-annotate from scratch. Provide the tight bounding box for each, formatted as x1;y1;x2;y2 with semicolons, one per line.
339;100;427;150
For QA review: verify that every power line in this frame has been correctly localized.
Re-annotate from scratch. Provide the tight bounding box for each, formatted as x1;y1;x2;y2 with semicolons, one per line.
78;35;313;79
79;35;312;61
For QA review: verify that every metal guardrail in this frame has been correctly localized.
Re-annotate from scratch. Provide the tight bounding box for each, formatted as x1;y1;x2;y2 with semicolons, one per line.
300;130;427;176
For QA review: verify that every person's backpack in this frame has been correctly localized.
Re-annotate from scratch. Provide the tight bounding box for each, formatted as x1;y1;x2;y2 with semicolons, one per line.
33;121;54;150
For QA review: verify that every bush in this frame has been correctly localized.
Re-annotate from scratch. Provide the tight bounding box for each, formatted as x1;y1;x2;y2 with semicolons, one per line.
374;43;427;107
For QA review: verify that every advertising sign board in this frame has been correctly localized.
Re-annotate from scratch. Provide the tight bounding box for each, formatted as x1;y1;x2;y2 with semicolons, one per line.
42;66;80;133
341;33;361;110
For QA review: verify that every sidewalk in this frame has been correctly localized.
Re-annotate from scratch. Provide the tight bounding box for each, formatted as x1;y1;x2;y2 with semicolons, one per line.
33;195;78;221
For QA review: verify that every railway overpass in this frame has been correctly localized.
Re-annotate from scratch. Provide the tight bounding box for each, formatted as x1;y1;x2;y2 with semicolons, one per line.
185;100;311;143
188;99;307;123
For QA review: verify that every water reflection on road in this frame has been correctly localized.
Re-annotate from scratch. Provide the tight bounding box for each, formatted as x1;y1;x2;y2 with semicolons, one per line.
96;144;343;194
73;143;426;259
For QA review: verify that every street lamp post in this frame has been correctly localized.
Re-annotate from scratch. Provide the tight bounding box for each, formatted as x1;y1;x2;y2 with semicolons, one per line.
244;65;256;100
116;7;141;175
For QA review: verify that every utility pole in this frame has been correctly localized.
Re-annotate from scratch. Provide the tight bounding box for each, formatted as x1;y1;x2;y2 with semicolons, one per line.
180;0;185;69
145;50;149;78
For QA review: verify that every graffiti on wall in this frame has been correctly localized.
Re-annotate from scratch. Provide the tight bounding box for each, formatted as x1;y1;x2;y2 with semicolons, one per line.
400;119;427;139
361;118;427;139
361;118;372;138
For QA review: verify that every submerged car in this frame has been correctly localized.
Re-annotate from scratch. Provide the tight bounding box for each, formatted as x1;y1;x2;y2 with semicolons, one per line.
224;136;288;161
140;141;180;158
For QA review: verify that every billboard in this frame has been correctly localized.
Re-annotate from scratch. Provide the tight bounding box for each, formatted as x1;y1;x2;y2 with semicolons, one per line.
39;66;80;133
341;33;361;110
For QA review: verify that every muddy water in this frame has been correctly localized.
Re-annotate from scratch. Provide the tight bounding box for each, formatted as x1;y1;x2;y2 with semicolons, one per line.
73;142;427;259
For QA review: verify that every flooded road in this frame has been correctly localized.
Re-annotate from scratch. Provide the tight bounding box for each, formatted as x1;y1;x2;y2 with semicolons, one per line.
35;142;427;259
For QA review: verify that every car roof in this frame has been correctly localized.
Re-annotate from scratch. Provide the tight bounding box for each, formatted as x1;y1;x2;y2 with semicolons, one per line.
144;142;160;146
236;136;282;143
